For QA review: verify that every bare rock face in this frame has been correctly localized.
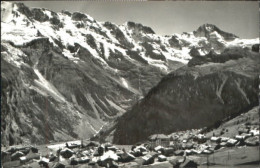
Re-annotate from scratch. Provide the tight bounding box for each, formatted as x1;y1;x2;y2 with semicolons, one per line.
103;22;134;48
15;2;32;17
188;47;250;67
193;24;238;41
126;22;155;34
189;47;201;57
168;35;182;50
71;12;88;21
111;49;260;144
31;8;49;22
1;41;81;145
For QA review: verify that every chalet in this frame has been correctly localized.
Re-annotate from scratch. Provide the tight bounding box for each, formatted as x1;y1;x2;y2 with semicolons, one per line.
193;134;207;144
180;158;198;168
148;134;170;148
60;148;74;158
161;147;174;156
201;149;213;154
174;150;184;156
20;149;40;164
118;152;135;163
238;128;249;134
158;155;167;162
220;137;229;142
142;155;154;165
98;150;119;167
183;143;194;150
168;134;180;142
250;130;259;136
154;145;164;152
38;157;49;167
220;142;227;147
78;156;90;164
69;157;78;165
226;139;238;147
11;151;24;161
86;141;99;148
210;136;221;143
245;136;259;146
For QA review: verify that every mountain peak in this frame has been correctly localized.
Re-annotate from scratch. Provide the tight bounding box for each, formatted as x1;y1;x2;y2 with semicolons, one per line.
125;21;155;34
194;23;238;41
200;23;219;32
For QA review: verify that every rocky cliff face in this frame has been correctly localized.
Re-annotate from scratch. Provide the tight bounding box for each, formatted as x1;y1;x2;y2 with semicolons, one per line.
1;2;258;146
193;24;238;41
111;48;260;144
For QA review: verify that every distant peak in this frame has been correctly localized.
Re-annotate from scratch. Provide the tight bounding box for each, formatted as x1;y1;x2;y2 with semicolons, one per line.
200;23;219;32
195;24;223;35
61;10;72;16
194;23;238;41
125;21;155;34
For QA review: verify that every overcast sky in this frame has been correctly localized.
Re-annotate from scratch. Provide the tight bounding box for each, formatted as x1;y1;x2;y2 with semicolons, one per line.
23;1;259;39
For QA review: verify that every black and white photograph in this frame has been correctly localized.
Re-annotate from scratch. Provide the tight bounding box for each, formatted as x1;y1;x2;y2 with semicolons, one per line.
1;0;259;167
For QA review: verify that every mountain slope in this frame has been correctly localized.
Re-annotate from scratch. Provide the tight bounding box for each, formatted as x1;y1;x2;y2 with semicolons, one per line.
1;2;258;145
111;48;260;144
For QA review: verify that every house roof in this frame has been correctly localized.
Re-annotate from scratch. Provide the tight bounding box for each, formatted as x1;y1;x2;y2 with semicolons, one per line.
148;134;170;140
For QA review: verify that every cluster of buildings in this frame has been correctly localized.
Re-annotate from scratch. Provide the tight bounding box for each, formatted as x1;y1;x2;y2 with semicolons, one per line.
1;119;259;167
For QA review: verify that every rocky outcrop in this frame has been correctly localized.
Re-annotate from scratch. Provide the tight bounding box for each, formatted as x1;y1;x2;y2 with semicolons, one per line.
15;2;32;18
188;47;251;67
71;12;88;21
189;47;200;57
126;22;155;34
31;8;49;22
103;22;134;48
168;35;182;49
141;42;166;61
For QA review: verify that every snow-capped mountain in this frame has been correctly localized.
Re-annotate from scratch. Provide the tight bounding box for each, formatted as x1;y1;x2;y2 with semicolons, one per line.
1;2;258;145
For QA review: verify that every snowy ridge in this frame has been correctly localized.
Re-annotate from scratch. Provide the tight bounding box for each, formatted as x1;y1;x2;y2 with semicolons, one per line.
2;1;258;74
